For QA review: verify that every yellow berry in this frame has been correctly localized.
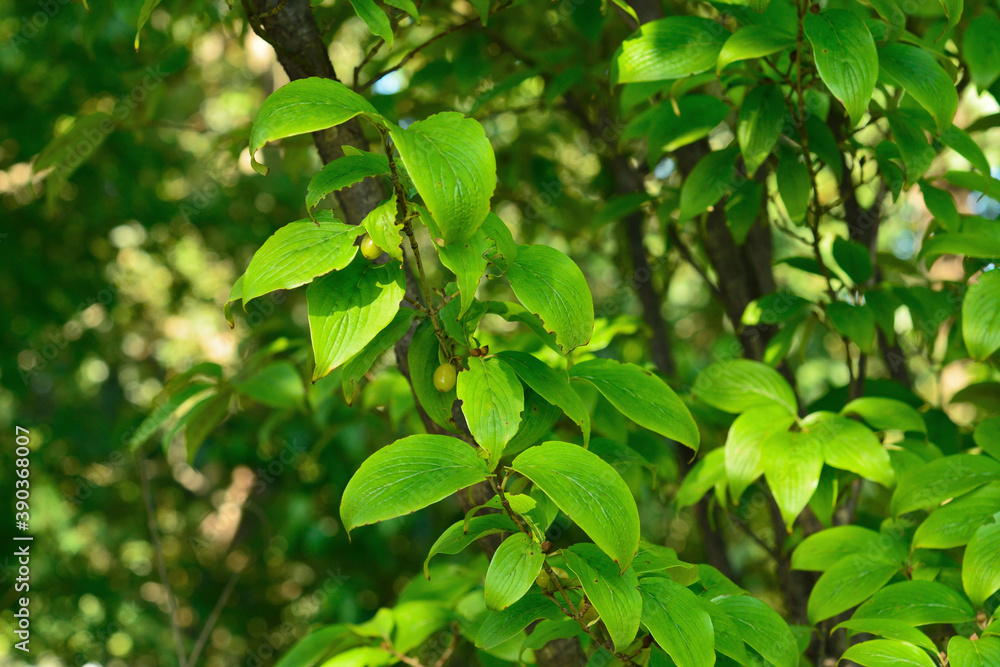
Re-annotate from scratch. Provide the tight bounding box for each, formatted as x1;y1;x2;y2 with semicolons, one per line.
360;235;382;260
535;570;551;589
433;363;457;392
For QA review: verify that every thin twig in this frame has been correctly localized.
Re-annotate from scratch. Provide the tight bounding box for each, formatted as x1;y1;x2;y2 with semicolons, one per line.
432;624;459;667
357;1;513;91
667;225;722;301
187;572;240;666
138;456;188;667
384;644;427;667
728;512;780;561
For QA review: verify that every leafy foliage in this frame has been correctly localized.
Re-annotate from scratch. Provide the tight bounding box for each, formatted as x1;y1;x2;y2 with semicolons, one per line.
9;0;1000;662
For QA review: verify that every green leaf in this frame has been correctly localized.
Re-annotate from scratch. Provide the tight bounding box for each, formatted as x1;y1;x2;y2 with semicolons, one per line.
698;599;748;664
975;418;1000;460
274;626;350;667
743;292;811;326
943;171;1000;199
496;351;590;444
614;16;728;84
129;382;214;451
424;513;517;577
937;0;963;35
134;0;161;49
963;13;1000;90
832;237;874;285
624;97;731;161
738;85;786;176
949;635;1000;667
243;214;364;304
777;147;810;224
809;466;839;528
632;541;699;582
842;397;926;434
504;391;561;458
569;358;699;452
893;454;1000;516
639;578;715;667
340;434;490;535
727;180;765;244
886;111;935;186
484;533;545;611
475;591;562;650
505;244;594;353
306;154;389;213
807;554;901;624
519;619;580;653
362;196;403;262
940;124;991;175
963;518;1000;608
511;442;639;571
827;302;877;354
792;526;884;571
389;112;496;244
480;212;517;269
717;25;796;73
234;361;304;409
457;357;524;469
713;595;799;667
919;232;1000;262
693;359;798;416
437;229;487;317
868;0;906;40
249;78;380;174
348;0;393;48
804;412;895;487
878;43;958;131
407;320;457;432
964;270;1000;361
307;258;404;381
34;113;116;209
832;619;936;654
725;405;797;502
320;647;396;667
564;543;641;651
803;10;878;126
679;145;739;220
224;276;243;328
762;430;824;529
176;390;231;462
840;639;936;667
853;580;976;625
676;449;725;508
392;602;451;653
342;308;415;403
384;0;418;20
912;483;1000;549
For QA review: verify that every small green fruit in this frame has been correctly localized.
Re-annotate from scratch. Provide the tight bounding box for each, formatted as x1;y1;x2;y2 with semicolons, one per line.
433;363;457;392
580;604;599;626
535;570;551;589
548;566;569;581
360;235;382;260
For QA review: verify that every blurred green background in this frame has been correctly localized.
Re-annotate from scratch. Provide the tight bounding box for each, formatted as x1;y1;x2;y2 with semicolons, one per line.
2;0;999;664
